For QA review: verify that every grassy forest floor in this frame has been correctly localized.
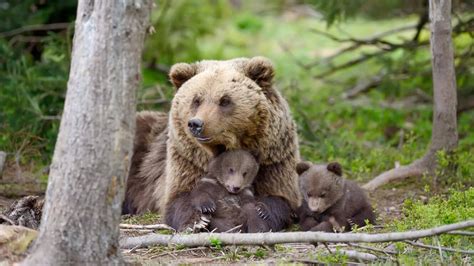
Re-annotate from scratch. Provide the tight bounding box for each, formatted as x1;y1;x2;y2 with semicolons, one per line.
1;4;473;265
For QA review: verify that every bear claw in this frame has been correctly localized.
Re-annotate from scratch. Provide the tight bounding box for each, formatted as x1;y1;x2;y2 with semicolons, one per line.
256;203;271;220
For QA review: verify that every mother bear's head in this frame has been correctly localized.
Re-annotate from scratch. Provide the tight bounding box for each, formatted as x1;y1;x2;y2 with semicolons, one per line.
168;56;277;156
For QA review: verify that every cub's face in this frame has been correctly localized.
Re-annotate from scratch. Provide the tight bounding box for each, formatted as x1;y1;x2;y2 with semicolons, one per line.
207;150;259;194
169;57;274;155
296;162;344;214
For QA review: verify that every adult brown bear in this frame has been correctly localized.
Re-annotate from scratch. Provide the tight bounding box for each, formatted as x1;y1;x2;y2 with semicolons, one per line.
124;57;301;230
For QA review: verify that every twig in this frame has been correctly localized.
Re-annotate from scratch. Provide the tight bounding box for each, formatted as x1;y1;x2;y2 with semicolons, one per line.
137;99;170;105
363;157;428;191
149;247;208;259
0;23;71;38
348;243;398;255
120;228;153;233
0;151;6;179
404;240;474;255
224;224;243;233
329;248;379;262
342;71;385;99
447;231;474;236
120;220;474;249
0;214;15;225
119;223;175;231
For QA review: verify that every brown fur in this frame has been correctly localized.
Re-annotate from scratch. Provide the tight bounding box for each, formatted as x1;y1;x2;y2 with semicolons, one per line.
124;57;301;230
123;111;168;214
296;162;376;232
166;150;273;232
127;57;300;221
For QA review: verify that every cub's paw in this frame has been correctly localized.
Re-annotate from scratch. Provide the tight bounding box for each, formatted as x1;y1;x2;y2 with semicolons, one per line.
197;200;216;214
183;215;211;233
255;202;271;220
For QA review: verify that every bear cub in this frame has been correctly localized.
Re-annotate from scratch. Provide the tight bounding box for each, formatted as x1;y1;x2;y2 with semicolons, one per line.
296;161;375;232
165;150;273;233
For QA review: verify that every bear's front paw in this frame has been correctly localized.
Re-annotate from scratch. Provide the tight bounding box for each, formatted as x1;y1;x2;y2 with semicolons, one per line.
197;200;216;214
255;202;271;220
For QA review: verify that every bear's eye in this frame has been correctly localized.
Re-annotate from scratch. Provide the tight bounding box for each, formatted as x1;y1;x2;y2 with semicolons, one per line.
192;97;201;107
243;172;247;177
307;192;313;198
320;192;326;198
229;168;234;174
219;96;231;107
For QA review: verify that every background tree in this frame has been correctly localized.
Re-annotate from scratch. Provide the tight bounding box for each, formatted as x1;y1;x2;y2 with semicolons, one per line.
22;0;151;264
363;0;458;190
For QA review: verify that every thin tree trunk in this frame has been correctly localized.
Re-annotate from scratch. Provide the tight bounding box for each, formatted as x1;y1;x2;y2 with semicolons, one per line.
22;1;151;265
363;0;458;191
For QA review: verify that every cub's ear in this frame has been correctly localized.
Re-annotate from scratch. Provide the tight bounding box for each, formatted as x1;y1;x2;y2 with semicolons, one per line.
244;56;274;89
327;162;342;176
296;161;312;175
169;63;197;89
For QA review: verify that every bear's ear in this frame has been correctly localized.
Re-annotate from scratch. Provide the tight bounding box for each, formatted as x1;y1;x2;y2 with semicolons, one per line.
296;161;312;175
169;63;197;89
327;162;342;176
244;56;274;89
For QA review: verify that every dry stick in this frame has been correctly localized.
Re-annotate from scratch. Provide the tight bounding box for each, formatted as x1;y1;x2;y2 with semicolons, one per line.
348;243;398;255
0;151;6;179
447;231;474;236
363;158;428;191
120;220;473;249
0;23;71;38
0;214;15;225
405;240;474;255
119;223;175;231
342;71;385;99
329;249;379;262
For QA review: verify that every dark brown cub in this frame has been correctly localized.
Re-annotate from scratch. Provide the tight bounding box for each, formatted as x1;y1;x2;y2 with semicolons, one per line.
166;150;275;232
296;161;376;232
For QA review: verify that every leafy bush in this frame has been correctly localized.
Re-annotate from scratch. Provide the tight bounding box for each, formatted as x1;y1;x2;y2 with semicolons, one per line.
391;187;474;247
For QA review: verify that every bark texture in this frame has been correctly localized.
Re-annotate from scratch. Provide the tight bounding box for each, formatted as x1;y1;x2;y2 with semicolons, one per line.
363;0;458;191
22;0;151;265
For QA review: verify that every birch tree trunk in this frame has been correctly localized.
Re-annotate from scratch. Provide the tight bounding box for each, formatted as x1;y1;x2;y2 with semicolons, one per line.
22;0;151;264
363;0;458;190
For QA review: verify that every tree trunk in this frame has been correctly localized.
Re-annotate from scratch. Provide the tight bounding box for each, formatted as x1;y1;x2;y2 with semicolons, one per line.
363;0;458;191
22;1;151;264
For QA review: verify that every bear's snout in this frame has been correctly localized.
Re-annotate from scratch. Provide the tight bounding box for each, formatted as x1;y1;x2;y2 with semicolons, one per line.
226;185;241;194
188;118;204;136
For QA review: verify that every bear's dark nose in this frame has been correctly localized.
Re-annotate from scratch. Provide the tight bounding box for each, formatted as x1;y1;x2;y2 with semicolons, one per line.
228;186;240;194
188;118;204;136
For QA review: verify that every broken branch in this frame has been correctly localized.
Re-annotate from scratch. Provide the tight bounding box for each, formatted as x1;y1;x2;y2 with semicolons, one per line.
120;220;473;249
405;240;474;255
119;223;175;231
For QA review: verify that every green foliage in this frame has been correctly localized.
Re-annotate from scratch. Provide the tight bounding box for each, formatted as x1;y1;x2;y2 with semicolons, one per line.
121;211;161;225
391;187;474;247
0;0;76;32
0;34;69;160
305;0;423;26
209;236;222;250
316;247;348;264
143;0;231;66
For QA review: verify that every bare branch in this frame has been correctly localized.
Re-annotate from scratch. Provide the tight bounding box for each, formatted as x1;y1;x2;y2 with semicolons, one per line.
342;72;385;99
362;158;428;191
0;23;71;38
0;151;6;179
447;231;474;236
120;220;474;249
119;223;175;231
405;240;474;255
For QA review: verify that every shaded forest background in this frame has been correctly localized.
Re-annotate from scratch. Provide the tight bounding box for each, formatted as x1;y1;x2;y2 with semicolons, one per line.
1;0;472;188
